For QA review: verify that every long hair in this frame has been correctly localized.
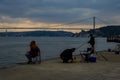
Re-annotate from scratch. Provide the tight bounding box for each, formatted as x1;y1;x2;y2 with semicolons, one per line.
30;40;37;49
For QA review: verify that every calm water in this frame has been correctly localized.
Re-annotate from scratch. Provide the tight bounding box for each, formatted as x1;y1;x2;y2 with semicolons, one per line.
0;37;118;67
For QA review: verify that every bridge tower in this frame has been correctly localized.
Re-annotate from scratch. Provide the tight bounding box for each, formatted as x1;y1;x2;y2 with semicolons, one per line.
93;16;96;34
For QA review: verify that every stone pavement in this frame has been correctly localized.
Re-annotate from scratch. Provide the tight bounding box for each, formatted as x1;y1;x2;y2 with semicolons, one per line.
0;52;120;80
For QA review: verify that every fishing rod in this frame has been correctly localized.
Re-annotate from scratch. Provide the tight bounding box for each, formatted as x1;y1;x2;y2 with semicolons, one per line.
76;42;108;61
95;51;108;61
76;42;87;50
99;53;108;61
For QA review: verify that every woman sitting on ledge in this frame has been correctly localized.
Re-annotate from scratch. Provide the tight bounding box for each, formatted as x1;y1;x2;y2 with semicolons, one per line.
25;40;41;64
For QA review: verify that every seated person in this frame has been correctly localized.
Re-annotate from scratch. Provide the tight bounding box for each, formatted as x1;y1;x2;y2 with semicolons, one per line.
80;47;92;62
60;48;76;63
25;40;41;64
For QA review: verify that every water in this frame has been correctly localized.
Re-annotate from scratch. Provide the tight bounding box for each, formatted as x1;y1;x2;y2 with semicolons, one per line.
0;37;118;67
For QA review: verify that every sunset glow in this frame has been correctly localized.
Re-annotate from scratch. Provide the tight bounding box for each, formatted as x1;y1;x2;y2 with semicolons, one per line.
0;0;120;32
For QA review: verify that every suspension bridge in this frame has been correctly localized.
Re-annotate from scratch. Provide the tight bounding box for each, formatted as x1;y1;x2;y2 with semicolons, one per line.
0;16;110;33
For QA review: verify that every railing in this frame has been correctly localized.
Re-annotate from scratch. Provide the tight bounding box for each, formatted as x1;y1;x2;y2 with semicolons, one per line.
107;36;120;43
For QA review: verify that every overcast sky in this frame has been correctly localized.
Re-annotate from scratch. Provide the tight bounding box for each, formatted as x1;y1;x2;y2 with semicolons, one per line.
0;0;120;32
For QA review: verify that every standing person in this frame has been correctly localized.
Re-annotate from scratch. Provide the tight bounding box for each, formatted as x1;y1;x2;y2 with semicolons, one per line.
25;40;41;64
88;34;95;54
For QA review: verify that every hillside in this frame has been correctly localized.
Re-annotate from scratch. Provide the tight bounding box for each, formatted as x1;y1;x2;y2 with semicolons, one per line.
78;25;120;37
0;31;74;37
0;25;120;37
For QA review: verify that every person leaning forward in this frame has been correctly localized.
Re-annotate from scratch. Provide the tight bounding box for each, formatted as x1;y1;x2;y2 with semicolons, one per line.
60;48;76;63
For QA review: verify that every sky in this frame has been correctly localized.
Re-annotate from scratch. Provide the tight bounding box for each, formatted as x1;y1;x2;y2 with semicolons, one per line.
0;0;120;32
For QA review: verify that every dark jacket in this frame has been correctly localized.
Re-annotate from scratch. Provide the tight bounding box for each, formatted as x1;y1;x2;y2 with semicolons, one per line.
29;47;40;57
88;36;95;46
60;48;75;60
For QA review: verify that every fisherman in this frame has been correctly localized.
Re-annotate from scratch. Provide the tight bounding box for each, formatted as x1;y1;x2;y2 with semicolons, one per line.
60;48;76;63
88;34;95;54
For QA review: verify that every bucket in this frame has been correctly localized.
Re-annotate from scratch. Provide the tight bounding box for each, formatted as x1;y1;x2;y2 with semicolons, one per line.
89;57;96;62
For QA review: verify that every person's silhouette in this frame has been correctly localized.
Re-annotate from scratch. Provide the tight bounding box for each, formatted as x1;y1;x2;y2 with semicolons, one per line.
88;34;95;54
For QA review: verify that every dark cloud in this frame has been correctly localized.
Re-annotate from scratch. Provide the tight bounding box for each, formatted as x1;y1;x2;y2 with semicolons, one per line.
0;0;120;25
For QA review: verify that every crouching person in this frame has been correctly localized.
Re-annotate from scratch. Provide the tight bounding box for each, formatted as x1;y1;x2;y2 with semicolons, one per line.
25;40;41;64
60;48;76;63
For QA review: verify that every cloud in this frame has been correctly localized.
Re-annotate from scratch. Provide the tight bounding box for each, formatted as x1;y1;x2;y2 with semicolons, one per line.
0;0;120;32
